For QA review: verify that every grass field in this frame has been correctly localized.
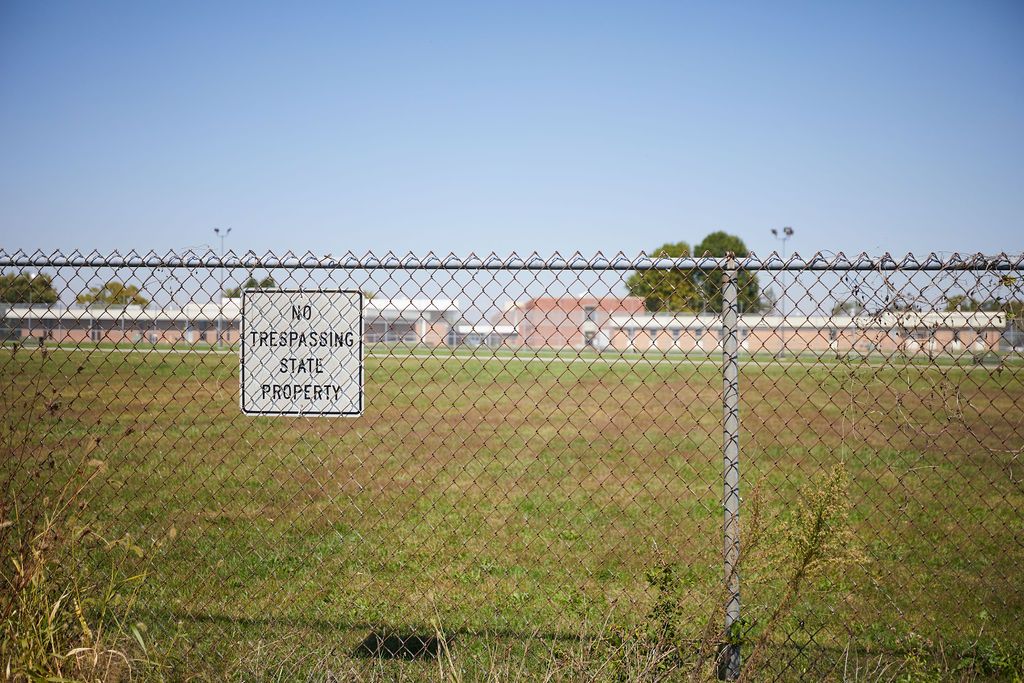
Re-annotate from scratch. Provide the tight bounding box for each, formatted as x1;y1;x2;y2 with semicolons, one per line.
3;343;1024;680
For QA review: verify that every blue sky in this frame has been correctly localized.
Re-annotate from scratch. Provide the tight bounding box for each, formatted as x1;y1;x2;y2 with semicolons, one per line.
1;1;1022;258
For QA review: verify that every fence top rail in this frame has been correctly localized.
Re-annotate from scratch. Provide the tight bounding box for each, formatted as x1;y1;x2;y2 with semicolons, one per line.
2;249;1023;272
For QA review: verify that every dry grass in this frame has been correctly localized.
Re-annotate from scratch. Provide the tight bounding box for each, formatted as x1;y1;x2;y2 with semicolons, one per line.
0;418;158;681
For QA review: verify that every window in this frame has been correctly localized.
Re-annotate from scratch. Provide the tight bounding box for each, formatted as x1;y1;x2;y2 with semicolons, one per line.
583;306;597;323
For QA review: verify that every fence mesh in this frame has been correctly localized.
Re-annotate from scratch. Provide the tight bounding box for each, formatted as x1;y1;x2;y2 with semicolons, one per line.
2;250;1023;680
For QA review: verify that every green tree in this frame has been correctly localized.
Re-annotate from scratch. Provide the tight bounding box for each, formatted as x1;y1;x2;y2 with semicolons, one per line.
946;294;1018;314
76;281;149;306
0;272;58;304
832;299;867;316
693;231;762;313
944;294;979;312
224;275;276;298
625;242;700;313
1003;299;1024;319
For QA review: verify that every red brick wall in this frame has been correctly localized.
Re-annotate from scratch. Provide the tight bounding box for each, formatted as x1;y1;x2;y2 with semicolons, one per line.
518;296;644;349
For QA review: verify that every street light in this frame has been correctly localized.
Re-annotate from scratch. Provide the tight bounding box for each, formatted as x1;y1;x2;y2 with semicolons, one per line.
771;227;795;358
27;271;36;341
770;226;794;257
214;228;232;346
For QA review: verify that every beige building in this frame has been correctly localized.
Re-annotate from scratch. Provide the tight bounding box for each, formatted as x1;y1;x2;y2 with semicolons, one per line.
4;297;461;347
603;311;1006;356
3;294;1008;358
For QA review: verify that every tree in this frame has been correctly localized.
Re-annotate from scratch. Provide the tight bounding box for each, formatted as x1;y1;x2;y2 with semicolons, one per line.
627;233;764;313
0;272;58;304
76;281;149;306
761;286;779;314
945;294;1016;313
224;275;276;298
1003;299;1024;319
693;231;762;313
832;299;867;316
625;242;700;313
945;294;979;312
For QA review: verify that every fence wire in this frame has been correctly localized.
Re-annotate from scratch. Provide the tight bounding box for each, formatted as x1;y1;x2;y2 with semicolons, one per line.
1;249;1023;681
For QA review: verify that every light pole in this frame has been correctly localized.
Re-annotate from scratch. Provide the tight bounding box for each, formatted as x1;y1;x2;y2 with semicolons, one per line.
214;228;231;347
26;270;36;344
771;227;794;358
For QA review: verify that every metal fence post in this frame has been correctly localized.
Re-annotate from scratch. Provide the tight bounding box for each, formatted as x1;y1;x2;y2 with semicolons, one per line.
719;256;742;680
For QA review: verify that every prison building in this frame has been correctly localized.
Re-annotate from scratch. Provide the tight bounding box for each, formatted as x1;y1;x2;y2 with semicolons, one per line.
601;311;1006;356
3;297;461;347
447;323;518;348
510;295;645;349
1;302;240;346
3;297;1007;356
361;298;460;345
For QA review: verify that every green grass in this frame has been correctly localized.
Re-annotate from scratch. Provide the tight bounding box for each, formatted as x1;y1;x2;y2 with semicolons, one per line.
24;338;1024;366
2;344;1023;679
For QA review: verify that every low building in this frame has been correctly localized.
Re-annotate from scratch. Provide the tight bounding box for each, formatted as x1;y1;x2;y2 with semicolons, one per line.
362;298;460;345
2;294;1008;358
3;296;461;347
510;295;645;349
448;323;518;348
2;302;237;346
602;311;1006;356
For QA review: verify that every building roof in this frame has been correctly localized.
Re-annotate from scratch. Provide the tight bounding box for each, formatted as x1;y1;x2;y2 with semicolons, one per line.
453;323;517;336
4;297;461;323
605;311;1007;330
518;295;644;311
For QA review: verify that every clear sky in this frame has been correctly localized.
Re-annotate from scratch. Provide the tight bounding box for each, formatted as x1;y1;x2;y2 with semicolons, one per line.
1;1;1022;259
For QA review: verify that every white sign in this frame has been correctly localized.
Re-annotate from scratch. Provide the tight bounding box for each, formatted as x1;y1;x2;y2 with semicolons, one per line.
240;290;363;416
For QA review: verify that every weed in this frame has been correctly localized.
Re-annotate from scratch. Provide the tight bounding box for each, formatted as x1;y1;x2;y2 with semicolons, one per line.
0;408;157;681
740;464;864;680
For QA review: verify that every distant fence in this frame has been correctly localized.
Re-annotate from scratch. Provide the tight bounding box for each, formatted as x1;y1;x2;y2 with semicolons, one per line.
2;250;1023;680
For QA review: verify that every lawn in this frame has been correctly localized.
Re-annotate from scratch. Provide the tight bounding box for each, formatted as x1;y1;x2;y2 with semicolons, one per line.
2;343;1023;679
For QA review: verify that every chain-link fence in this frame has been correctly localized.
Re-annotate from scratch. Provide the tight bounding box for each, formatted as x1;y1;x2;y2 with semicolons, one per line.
2;250;1023;681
